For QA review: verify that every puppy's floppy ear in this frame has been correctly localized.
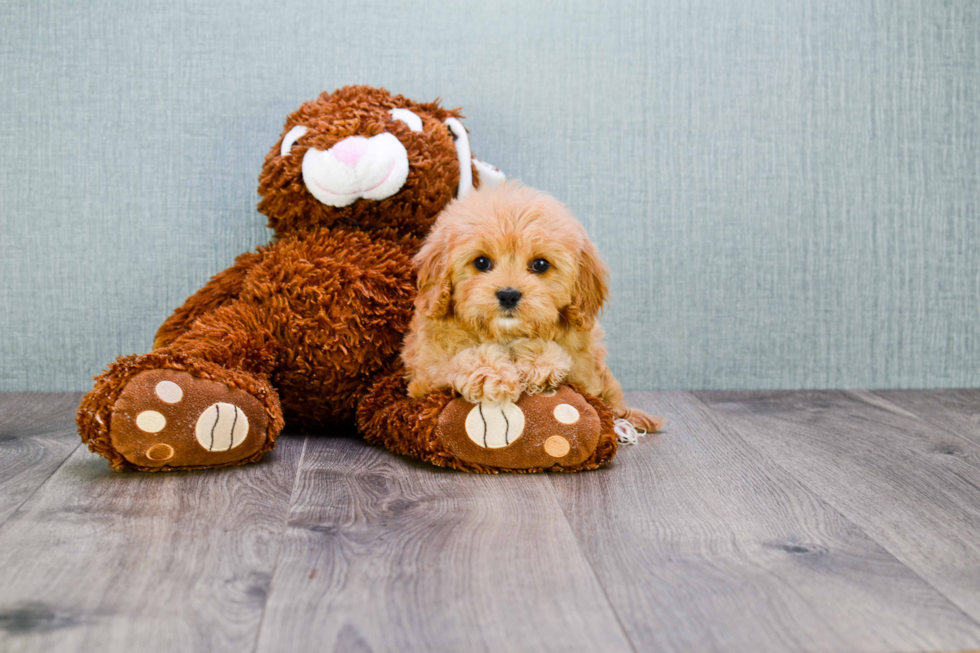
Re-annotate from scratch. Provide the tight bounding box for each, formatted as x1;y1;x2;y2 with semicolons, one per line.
413;228;453;319
564;238;609;331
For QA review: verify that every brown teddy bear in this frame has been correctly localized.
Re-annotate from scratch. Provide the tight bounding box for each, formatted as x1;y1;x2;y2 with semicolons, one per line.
76;85;621;473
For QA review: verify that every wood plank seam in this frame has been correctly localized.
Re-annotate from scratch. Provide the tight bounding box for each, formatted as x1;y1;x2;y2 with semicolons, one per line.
253;434;636;652
0;441;81;534
546;476;639;653
865;390;980;453
550;390;980;651
251;434;309;653
689;391;980;636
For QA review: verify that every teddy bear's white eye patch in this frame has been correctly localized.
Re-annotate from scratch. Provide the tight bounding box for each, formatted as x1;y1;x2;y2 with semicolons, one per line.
280;125;308;157
389;108;423;132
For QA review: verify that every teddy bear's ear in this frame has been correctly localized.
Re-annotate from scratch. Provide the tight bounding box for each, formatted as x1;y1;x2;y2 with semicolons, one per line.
472;158;506;190
413;227;453;319
445;118;504;198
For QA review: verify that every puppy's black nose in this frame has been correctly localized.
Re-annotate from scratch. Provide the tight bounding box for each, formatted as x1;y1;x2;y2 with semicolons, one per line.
496;288;522;309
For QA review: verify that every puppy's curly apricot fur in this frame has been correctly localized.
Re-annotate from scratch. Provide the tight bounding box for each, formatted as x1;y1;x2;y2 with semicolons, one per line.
402;182;663;432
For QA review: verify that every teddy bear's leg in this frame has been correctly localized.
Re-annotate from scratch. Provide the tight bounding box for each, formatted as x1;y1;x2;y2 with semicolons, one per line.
78;303;285;472
153;251;262;349
357;371;620;473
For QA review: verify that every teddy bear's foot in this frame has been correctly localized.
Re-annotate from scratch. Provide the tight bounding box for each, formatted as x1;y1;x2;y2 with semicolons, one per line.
78;352;284;471
108;369;273;469
436;387;608;470
358;373;618;473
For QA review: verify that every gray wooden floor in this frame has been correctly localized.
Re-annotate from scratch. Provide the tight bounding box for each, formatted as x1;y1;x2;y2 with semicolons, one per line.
2;391;980;653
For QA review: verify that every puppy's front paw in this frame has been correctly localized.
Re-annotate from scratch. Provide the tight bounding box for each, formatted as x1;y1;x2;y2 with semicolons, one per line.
448;344;523;404
513;341;572;395
459;368;523;405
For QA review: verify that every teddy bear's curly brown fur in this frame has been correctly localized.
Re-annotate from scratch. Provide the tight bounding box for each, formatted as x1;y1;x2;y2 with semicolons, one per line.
76;85;620;473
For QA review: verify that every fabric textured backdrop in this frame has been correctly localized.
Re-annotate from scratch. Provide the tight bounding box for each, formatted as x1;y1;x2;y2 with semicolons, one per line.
1;0;978;392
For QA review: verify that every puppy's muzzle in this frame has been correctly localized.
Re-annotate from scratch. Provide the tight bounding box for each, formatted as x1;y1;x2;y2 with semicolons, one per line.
496;288;522;310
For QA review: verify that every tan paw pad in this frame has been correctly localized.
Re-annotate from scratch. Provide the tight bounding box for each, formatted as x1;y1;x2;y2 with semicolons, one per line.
155;380;183;403
553;403;580;424
544;435;571;458
145;443;175;461
135;410;166;433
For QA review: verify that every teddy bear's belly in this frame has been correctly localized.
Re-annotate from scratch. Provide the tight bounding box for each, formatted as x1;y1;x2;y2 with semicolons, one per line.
243;228;419;427
273;330;407;427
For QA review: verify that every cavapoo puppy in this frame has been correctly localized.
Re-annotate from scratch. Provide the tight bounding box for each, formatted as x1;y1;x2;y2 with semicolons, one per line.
402;181;662;432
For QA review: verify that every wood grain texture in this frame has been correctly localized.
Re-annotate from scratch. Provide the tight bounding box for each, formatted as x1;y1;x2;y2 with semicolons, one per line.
551;391;980;653
874;389;980;449
254;432;632;653
7;392;980;653
698;389;980;638
0;427;305;652
0;393;83;527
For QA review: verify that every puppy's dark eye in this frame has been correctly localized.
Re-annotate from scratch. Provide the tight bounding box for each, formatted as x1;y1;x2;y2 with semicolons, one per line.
530;258;550;274
473;256;493;272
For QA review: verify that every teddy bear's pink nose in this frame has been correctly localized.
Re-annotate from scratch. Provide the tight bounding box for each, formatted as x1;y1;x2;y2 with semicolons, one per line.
330;136;369;168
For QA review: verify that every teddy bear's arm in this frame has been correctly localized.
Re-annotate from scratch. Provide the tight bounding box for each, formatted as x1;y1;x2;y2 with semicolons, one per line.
153;251;263;349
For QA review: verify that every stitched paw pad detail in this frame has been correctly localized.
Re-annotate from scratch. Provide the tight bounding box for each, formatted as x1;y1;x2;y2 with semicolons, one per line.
109;369;269;469
464;402;526;449
436;386;601;469
195;403;249;451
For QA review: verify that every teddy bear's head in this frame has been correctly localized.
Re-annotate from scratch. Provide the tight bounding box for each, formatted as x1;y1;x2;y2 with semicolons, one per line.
257;85;504;239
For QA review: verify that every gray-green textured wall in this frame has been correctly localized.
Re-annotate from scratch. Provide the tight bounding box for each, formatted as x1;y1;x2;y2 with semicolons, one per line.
2;0;978;392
